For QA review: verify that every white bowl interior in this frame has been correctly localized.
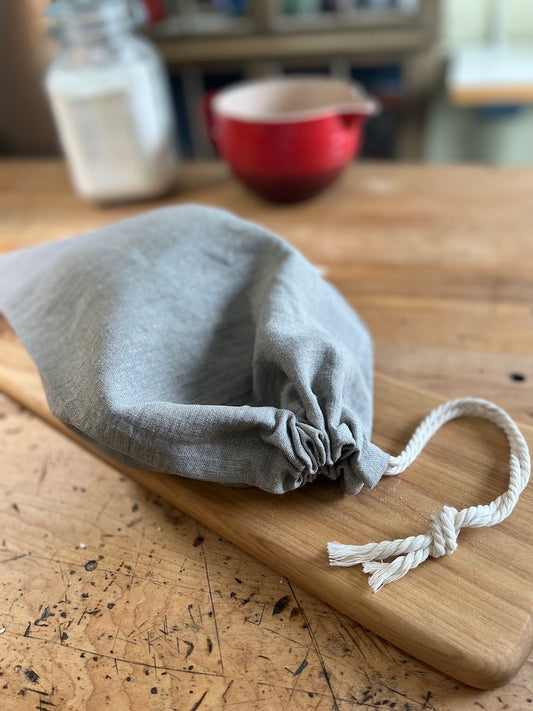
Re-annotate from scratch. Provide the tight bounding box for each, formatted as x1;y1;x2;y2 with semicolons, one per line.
213;77;373;121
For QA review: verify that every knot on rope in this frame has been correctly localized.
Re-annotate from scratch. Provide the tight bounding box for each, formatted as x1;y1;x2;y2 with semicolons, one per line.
428;505;458;558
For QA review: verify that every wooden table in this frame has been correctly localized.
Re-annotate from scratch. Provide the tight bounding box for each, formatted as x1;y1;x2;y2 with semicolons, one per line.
1;160;533;709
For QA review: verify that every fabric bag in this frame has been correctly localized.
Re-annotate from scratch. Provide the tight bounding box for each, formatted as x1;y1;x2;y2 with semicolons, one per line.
0;204;388;495
1;204;528;590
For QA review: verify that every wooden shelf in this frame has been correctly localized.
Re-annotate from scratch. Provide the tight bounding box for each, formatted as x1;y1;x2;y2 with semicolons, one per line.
153;26;436;66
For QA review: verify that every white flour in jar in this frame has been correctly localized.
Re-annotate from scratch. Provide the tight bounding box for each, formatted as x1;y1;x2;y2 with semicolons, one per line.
46;54;177;202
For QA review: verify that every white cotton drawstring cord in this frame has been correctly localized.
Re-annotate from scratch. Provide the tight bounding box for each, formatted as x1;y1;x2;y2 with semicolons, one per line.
327;398;530;592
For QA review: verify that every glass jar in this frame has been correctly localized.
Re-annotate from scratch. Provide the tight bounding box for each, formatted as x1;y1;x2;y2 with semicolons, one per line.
45;0;178;203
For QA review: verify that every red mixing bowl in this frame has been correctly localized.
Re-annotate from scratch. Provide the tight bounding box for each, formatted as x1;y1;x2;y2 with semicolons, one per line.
206;76;378;202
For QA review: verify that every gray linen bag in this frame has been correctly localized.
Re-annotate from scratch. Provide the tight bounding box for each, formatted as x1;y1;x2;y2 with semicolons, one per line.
0;204;389;495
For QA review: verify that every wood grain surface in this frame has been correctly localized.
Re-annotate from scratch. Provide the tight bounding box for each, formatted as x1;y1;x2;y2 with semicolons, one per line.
1;161;533;708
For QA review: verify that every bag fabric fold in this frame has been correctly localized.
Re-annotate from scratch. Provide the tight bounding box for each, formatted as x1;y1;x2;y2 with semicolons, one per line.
0;204;389;494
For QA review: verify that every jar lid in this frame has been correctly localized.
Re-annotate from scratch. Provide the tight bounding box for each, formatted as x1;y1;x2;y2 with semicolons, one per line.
47;0;146;29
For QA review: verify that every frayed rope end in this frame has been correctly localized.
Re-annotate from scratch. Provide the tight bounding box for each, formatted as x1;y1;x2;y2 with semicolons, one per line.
328;542;414;592
327;541;382;567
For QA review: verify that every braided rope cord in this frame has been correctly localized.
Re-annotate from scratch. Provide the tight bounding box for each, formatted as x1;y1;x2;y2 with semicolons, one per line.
327;398;531;592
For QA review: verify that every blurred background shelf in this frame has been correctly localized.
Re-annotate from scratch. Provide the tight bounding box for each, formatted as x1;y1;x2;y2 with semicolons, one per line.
0;0;440;163
146;0;440;159
153;0;426;37
5;1;533;166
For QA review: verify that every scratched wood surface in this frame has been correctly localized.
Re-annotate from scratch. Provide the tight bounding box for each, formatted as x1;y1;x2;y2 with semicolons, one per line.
2;161;533;708
2;394;533;711
2;391;432;710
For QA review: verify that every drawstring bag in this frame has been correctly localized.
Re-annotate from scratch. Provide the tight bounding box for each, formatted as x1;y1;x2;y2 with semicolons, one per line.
0;204;529;590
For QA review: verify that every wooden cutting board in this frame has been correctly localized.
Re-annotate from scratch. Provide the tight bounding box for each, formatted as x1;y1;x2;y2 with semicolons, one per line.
1;321;532;690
